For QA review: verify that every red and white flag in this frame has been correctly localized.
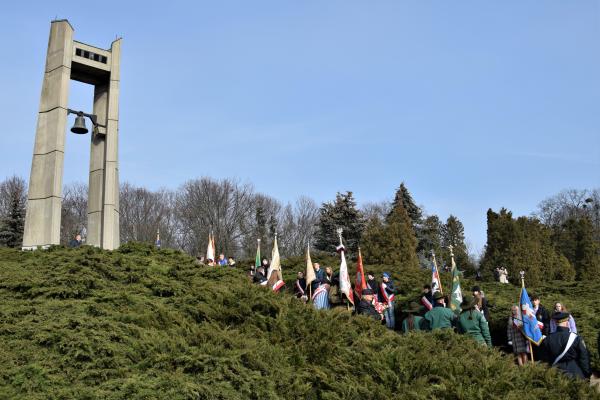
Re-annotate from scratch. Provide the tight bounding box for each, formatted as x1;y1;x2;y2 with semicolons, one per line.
337;244;354;305
431;252;443;295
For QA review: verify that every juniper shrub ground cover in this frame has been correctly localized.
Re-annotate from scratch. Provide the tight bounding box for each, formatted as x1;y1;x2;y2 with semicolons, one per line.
0;244;598;399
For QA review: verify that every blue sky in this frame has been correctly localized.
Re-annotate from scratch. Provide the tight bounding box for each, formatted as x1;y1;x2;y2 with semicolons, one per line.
1;1;599;253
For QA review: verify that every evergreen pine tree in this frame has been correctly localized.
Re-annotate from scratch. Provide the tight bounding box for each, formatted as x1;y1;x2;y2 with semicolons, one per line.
387;183;422;228
315;191;365;253
0;185;26;248
420;215;443;256
440;215;474;274
555;217;600;281
481;208;575;285
362;200;419;269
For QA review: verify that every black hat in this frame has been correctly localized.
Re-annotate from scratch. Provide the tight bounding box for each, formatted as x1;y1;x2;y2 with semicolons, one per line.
362;288;374;296
460;295;477;310
402;302;422;313
552;312;570;323
433;292;445;301
472;286;481;292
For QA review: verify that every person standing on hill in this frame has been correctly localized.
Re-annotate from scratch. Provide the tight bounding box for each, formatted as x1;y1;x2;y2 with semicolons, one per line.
420;284;434;311
507;305;530;366
253;266;267;285
356;288;383;321
541;312;591;380
423;292;456;330
311;263;325;292
472;286;490;321
217;254;228;266
402;302;424;333
69;234;82;248
380;272;396;330
457;295;492;347
532;295;550;335
294;271;307;300
366;272;378;293
549;303;577;334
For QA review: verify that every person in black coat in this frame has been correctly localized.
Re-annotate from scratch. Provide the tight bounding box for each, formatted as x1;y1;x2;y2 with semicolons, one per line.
541;312;591;380
366;272;378;294
253;266;267;285
532;294;551;335
356;288;382;321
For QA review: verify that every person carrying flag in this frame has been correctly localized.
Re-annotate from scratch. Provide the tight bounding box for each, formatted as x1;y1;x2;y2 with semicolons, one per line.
541;312;591;380
420;284;434;312
380;272;396;330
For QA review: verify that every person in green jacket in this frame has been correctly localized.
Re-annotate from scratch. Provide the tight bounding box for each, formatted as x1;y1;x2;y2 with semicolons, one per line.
402;302;424;333
423;292;457;330
458;295;492;347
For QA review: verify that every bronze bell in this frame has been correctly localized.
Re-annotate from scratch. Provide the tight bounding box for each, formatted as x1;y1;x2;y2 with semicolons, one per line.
71;115;88;134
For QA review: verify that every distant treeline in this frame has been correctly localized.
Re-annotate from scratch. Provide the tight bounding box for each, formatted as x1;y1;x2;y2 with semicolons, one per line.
0;175;598;285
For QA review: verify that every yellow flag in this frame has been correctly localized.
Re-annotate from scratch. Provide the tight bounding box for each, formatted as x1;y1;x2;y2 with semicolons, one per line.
305;243;316;289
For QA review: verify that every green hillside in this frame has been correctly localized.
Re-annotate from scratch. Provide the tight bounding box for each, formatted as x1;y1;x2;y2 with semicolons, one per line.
0;244;598;399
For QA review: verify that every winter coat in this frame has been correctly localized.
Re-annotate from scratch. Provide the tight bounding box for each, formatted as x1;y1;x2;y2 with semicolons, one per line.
379;281;395;304
311;268;326;291
458;309;492;347
402;315;424;333
423;306;456;330
541;326;591;379
356;300;381;321
535;304;551;336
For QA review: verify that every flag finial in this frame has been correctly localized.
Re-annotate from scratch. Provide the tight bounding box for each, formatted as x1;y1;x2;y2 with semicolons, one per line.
336;227;343;246
448;245;454;256
519;270;525;288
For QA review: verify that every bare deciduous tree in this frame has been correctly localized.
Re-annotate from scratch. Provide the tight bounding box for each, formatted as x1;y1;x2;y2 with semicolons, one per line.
61;182;88;245
120;182;176;247
175;177;255;257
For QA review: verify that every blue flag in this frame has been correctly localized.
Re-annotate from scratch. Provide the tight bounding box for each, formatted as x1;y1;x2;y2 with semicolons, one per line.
519;286;543;345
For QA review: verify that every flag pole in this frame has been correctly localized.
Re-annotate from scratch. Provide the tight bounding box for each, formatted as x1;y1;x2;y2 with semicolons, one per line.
521;270;535;363
447;245;454;298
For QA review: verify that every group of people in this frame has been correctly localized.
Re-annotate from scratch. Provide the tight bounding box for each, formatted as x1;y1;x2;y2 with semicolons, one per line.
245;257;593;381
494;266;509;283
195;253;236;267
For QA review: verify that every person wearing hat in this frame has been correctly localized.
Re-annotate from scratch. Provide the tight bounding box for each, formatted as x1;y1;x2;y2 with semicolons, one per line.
471;286;490;322
457;295;492;347
356;288;383;321
401;302;424;333
540;312;591;380
380;272;396;330
423;292;456;330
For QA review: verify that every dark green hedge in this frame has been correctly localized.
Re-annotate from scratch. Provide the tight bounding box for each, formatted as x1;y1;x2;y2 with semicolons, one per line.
0;244;597;399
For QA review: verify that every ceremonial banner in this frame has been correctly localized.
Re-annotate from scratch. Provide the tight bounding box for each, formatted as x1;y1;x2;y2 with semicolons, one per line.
267;235;285;292
431;253;443;294
337;244;354;305
155;229;161;249
206;233;215;262
355;249;367;298
305;244;316;292
449;253;463;313
255;239;261;270
519;286;544;345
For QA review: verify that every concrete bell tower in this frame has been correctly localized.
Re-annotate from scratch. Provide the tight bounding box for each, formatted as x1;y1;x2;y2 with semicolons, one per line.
22;20;121;250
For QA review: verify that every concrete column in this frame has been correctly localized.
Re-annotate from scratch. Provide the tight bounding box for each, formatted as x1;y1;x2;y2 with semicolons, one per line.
87;84;108;248
22;20;73;249
87;39;121;250
103;38;121;250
